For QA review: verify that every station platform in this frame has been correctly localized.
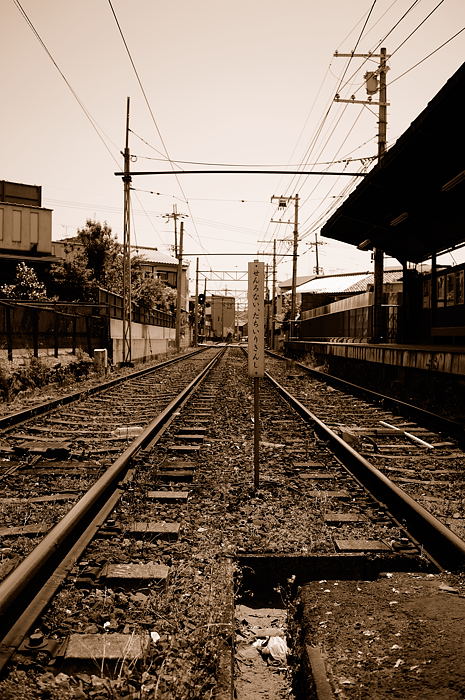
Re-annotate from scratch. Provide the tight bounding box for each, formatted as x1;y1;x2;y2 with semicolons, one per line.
285;340;465;377
284;339;465;419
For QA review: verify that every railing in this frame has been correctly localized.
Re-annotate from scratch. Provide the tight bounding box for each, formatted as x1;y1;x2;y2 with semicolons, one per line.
0;300;109;360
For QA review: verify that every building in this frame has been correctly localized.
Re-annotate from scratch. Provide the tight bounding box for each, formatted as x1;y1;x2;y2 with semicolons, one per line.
135;248;189;295
0;180;58;283
209;295;235;341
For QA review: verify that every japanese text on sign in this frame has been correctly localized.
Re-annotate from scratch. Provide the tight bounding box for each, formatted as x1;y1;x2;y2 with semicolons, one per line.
248;261;265;377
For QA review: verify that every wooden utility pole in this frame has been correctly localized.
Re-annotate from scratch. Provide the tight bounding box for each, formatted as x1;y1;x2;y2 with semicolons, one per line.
122;96;132;364
194;257;199;347
175;221;184;353
334;48;389;341
308;232;326;274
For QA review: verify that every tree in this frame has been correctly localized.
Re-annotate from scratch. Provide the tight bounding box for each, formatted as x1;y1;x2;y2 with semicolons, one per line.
47;257;95;302
48;219;177;312
0;262;49;301
48;219;121;302
77;219;121;287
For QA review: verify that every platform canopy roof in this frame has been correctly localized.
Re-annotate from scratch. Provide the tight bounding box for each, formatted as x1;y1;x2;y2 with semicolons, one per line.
321;62;465;264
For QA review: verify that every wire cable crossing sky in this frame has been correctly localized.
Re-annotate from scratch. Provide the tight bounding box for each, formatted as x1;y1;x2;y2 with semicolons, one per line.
2;0;464;289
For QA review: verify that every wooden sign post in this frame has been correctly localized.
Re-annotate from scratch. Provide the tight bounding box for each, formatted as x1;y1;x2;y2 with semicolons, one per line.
248;261;265;490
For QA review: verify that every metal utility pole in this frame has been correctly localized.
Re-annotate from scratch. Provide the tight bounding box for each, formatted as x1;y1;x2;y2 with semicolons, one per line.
334;48;389;341
202;278;207;341
175;221;184;353
272;239;277;349
194;257;199;347
257;237;292;349
163;205;187;258
271;194;299;336
373;47;388;342
122;97;132;365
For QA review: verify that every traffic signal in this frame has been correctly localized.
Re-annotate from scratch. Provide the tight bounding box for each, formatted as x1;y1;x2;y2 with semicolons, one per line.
198;293;206;304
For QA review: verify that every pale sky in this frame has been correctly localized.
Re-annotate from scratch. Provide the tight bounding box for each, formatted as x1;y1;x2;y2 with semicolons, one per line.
2;0;464;303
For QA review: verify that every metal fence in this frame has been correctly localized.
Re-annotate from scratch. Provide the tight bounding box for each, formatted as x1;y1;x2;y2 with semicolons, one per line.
0;300;110;360
1;292;176;362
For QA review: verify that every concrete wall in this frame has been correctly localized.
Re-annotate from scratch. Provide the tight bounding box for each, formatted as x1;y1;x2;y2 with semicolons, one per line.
110;318;176;364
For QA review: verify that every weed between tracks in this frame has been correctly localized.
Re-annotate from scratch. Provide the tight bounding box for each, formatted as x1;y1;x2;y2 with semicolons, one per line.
0;350;331;698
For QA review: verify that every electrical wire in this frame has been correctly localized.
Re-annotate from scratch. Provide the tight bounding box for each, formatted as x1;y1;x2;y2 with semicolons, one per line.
337;0;422;95
12;0;121;169
107;0;209;265
264;0;379;242
107;0;177;166
389;0;446;59
131;154;374;168
265;0;452;262
390;27;465;86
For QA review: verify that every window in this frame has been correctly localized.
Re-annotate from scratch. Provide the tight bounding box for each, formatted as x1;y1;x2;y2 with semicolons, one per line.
30;211;39;244
457;271;464;305
12;209;21;242
446;273;455;305
436;275;445;308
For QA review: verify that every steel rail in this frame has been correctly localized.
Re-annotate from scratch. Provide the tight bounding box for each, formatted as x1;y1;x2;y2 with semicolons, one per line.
266;370;465;571
266;350;465;442
0;348;225;670
0;347;208;431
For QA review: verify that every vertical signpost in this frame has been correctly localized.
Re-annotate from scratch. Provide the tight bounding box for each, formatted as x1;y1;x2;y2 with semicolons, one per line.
248;261;265;491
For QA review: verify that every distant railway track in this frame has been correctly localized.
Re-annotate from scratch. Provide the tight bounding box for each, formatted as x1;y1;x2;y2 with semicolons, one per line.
0;346;464;698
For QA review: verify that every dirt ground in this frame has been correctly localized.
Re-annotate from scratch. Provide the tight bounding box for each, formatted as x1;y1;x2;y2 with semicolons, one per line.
299;570;465;699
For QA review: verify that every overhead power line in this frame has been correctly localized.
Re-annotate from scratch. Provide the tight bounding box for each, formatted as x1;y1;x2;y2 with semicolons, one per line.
107;0;209;261
390;27;465;86
131;154;375;167
107;0;171;162
12;0;121;168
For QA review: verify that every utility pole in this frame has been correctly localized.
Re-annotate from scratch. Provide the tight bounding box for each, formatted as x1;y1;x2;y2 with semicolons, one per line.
202;278;207;341
334;47;389;341
271;194;299;336
307;232;326;275
163;205;187;258
194;257;199;347
122;96;132;365
272;239;276;349
175;221;184;353
257;237;290;350
373;47;388;342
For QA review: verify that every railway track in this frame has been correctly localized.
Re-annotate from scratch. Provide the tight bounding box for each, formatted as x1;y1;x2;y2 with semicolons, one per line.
265;352;465;562
0;346;464;699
